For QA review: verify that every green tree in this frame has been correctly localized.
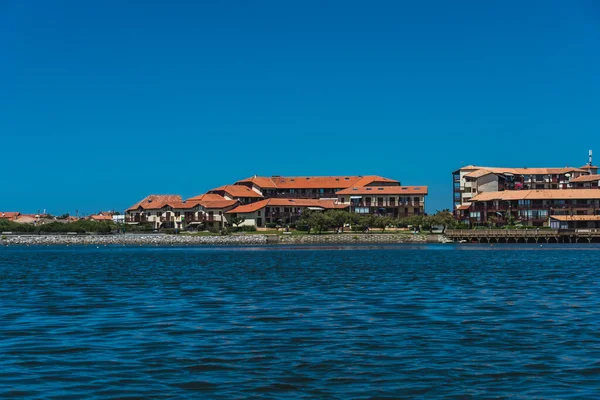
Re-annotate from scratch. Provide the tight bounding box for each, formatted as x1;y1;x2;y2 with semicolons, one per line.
434;209;457;233
310;212;331;234
326;210;349;232
230;215;246;229
373;216;392;233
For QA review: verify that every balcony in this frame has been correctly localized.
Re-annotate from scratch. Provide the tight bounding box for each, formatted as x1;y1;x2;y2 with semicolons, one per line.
126;217;148;223
267;192;338;199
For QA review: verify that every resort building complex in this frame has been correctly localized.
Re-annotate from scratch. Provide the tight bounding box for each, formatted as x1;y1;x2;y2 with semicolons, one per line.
454;151;600;228
126;175;428;230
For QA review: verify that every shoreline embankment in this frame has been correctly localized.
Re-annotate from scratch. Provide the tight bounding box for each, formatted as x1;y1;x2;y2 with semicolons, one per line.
0;233;433;246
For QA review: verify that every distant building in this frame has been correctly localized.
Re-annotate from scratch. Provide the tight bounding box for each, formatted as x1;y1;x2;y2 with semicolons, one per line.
128;174;428;230
0;212;20;221
464;189;600;227
336;186;427;218
125;194;237;230
226;198;348;227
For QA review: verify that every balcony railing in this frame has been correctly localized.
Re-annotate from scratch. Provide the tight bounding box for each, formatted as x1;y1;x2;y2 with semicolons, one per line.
126;217;148;223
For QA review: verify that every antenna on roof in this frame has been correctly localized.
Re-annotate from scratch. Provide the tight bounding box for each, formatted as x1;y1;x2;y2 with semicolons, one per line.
589;150;593;166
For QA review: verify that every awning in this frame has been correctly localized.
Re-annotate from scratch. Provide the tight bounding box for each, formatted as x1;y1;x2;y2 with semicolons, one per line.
187;221;204;225
350;196;362;199
307;207;325;210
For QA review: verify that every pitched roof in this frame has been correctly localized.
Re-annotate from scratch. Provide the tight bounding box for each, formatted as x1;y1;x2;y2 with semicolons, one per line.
209;185;263;198
186;193;227;202
126;195;182;211
89;215;113;221
460;165;588;177
197;200;239;209
550;215;600;222
471;189;600;202
235;175;399;190
570;175;600;183
0;212;20;220
226;198;348;214
236;176;278;189
336;186;428;195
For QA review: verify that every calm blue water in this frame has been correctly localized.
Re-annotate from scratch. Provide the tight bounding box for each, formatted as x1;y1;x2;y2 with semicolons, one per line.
1;244;600;399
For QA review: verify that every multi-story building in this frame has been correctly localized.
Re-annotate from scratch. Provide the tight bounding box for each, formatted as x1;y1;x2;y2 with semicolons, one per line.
464;189;600;227
569;175;600;189
206;185;264;204
335;186;427;217
127;174;428;229
125;194;238;230
226;198;348;227
234;175;400;199
452;165;592;212
226;175;427;225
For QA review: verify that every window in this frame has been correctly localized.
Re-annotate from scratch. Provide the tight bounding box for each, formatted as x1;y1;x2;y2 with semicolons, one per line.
340;198;345;203
157;212;162;217
175;212;180;217
257;211;261;216
518;200;531;207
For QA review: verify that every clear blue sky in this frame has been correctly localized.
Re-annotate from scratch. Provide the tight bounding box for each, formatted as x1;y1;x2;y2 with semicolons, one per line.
2;1;599;215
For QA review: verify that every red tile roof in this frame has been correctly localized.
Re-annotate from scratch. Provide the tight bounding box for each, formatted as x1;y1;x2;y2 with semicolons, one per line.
198;200;239;209
209;185;263;198
235;175;399;190
88;215;113;221
570;175;600;183
127;195;183;211
227;198;348;214
471;189;600;201
550;215;600;222
186;193;227;202
0;212;20;220
236;176;278;189
460;165;589;177
336;186;428;195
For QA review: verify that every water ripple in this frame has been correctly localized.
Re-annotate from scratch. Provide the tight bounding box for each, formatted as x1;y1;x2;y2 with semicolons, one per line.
1;244;600;398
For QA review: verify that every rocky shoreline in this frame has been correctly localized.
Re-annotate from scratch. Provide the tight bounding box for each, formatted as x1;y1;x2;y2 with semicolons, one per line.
0;233;433;246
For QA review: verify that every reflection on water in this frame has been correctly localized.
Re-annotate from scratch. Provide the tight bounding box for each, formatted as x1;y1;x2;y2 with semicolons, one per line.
1;245;599;398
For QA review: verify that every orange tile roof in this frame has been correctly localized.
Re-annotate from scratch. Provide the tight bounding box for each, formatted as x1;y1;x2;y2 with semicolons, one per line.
209;185;263;198
235;175;398;190
570;175;600;183
460;165;588;177
471;189;600;202
456;204;471;210
236;176;278;189
580;165;599;169
187;193;227;202
336;186;428;195
89;215;113;221
14;215;38;224
227;198;347;214
198;200;239;209
550;215;600;222
0;212;20;220
127;195;182;211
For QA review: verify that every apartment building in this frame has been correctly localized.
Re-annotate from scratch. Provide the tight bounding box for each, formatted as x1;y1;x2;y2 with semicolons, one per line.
336;186;427;217
125;194;237;230
206;185;263;204
452;165;593;211
128;174;427;229
226;198;348;227
463;189;600;227
234;175;400;199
